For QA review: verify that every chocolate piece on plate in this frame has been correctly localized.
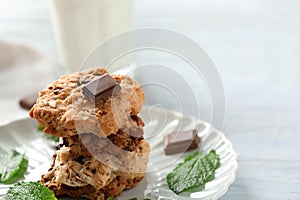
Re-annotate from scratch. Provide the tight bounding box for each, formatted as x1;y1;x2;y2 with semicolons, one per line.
19;93;38;110
164;129;199;155
82;73;121;103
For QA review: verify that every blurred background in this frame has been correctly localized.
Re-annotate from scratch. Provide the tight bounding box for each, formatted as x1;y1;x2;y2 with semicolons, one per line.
0;0;300;199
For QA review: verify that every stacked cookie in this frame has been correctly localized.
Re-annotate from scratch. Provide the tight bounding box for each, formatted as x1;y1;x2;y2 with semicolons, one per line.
29;68;149;200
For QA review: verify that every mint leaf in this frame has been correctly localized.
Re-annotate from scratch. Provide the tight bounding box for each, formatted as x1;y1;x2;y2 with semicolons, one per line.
37;124;45;131
166;150;220;194
4;182;57;200
43;134;59;143
0;150;28;184
37;125;59;143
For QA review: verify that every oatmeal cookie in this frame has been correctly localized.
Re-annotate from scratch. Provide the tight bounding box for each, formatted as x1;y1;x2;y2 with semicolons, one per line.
40;137;150;200
29;68;144;138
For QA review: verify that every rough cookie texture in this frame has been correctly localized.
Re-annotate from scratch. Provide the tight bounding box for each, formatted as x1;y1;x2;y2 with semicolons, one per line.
30;68;149;200
41;133;149;199
29;68;145;138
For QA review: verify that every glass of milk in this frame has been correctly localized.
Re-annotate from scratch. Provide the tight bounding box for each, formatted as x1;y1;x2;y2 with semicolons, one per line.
48;0;134;72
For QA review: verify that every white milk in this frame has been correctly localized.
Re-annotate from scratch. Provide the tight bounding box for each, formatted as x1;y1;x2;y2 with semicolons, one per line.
48;0;133;72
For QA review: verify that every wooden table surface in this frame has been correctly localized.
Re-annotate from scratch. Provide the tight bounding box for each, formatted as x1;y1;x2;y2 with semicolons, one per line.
0;0;300;199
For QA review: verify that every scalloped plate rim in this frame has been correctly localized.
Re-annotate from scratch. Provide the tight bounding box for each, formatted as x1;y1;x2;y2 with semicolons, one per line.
0;106;238;200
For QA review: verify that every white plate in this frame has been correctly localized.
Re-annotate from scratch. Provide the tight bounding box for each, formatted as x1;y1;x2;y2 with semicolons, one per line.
0;106;237;200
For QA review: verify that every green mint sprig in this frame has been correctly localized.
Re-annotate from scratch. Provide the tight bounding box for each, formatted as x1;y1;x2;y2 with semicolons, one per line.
4;182;57;200
166;150;220;194
0;150;28;184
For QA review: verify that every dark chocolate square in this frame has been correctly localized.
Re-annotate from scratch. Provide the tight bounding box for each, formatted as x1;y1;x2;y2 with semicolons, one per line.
164;129;199;155
82;74;121;103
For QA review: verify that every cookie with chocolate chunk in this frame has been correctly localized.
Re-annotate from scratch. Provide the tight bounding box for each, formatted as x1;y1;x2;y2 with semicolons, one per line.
29;68;144;138
30;68;150;200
